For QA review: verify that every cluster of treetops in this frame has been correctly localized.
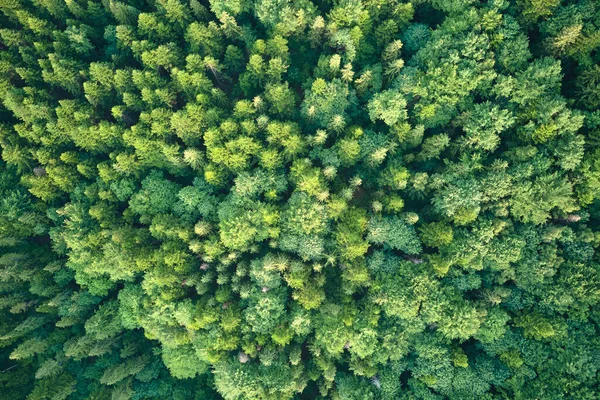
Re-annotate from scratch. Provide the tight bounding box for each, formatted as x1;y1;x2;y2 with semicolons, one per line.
1;0;600;398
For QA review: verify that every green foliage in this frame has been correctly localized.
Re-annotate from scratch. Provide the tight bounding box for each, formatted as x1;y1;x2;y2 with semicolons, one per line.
0;0;599;399
302;78;351;128
161;345;208;379
367;216;422;254
368;89;408;126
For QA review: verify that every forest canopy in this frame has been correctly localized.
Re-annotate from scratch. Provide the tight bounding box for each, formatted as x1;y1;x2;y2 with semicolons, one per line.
1;0;600;399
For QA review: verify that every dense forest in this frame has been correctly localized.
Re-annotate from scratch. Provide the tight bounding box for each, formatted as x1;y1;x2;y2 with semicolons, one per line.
0;0;599;398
